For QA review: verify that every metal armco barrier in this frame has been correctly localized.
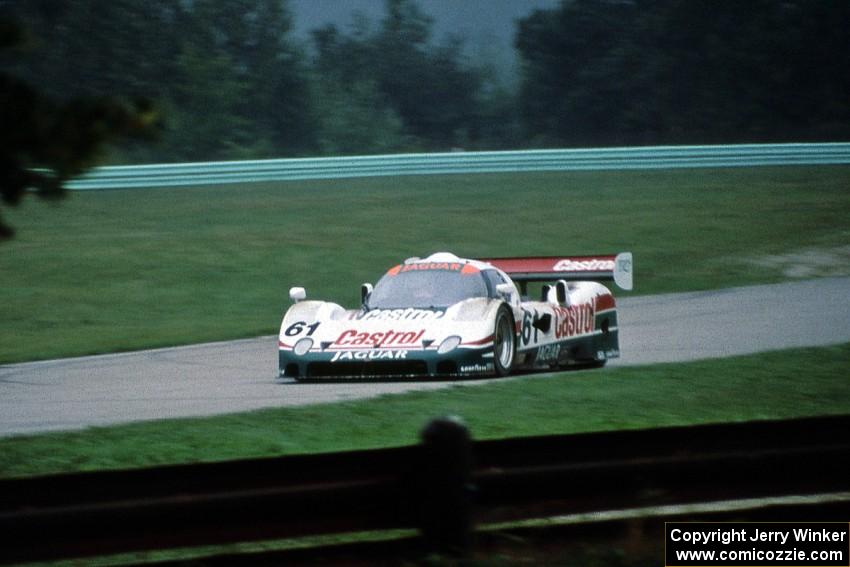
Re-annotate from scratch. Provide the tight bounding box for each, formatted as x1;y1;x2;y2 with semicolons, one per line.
0;414;848;564
66;143;850;190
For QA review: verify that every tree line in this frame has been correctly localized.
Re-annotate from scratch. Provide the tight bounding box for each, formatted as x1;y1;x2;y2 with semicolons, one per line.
2;0;849;165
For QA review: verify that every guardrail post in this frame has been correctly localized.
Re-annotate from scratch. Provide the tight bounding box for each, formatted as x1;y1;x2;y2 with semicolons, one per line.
417;416;474;557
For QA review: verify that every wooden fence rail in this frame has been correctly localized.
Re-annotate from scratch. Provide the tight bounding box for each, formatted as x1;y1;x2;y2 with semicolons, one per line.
1;414;848;564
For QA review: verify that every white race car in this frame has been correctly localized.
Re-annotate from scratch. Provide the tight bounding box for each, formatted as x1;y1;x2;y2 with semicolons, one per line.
278;252;632;380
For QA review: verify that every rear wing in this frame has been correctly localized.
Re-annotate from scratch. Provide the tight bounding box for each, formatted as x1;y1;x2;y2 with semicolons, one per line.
480;252;633;291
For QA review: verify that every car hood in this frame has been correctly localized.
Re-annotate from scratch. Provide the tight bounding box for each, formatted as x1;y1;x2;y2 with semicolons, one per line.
279;298;494;350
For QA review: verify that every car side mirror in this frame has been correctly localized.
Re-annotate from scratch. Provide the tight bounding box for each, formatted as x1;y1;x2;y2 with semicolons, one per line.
496;283;514;302
289;287;306;303
361;283;373;306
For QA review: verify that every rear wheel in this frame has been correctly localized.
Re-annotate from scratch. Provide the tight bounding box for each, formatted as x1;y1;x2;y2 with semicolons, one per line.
493;306;516;377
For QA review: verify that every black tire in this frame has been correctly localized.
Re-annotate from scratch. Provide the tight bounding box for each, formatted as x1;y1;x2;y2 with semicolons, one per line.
492;305;516;377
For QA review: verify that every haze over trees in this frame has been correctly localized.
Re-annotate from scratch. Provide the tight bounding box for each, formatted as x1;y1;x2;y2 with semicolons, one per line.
2;0;849;163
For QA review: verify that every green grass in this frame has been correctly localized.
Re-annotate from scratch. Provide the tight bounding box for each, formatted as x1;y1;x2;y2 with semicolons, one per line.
2;166;849;363
2;342;848;479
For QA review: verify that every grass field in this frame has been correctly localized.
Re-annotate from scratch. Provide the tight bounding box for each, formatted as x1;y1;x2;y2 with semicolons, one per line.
2;166;849;364
3;168;848;567
1;342;848;478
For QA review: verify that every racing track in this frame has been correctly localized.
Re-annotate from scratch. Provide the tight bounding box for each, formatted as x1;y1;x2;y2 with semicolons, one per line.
1;277;849;436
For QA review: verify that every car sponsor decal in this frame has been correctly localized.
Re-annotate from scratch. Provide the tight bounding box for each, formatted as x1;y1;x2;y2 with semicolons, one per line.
386;262;480;275
553;298;597;339
331;350;409;362
459;362;494;374
332;329;425;348
552;258;616;272
536;343;561;363
352;308;445;321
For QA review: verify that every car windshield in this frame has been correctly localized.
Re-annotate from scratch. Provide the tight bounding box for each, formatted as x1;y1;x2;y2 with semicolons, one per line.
368;264;488;309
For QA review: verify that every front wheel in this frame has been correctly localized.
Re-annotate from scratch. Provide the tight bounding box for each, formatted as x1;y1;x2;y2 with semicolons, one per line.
492;306;516;377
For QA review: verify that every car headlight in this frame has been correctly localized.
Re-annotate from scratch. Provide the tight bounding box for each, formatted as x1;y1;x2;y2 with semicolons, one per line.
294;338;313;356
437;335;462;355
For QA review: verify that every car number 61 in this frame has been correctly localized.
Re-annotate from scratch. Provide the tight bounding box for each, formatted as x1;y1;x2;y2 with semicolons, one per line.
284;321;320;337
521;309;540;346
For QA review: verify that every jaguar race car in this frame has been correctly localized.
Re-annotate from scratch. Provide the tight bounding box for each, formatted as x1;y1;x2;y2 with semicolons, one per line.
278;252;632;380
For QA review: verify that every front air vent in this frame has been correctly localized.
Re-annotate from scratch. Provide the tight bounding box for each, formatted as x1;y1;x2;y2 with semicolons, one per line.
307;360;429;379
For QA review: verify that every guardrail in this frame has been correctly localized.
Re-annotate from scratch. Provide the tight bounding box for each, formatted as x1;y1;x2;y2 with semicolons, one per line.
1;414;848;564
67;143;850;190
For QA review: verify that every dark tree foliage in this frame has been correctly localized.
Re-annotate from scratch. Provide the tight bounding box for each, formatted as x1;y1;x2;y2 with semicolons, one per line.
3;0;313;164
2;0;849;240
181;0;315;158
516;0;850;147
0;16;157;240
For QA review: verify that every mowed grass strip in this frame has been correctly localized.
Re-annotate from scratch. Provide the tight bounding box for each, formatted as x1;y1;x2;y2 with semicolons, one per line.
2;166;849;363
1;343;848;478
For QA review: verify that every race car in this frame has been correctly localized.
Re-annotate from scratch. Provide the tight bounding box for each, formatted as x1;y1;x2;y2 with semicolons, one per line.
278;251;632;380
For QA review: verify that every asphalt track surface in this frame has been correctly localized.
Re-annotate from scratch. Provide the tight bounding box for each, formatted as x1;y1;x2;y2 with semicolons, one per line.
2;277;849;437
